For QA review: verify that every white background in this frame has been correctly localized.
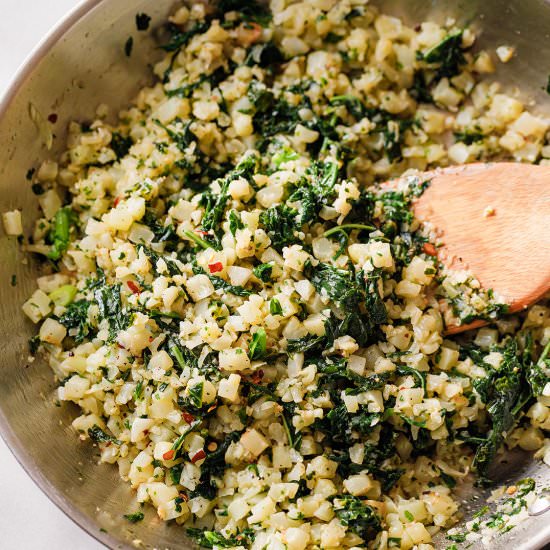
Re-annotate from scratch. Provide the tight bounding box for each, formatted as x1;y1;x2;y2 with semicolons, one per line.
0;0;101;548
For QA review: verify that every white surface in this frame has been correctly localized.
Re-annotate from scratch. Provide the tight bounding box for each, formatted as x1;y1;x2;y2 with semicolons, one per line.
0;1;102;548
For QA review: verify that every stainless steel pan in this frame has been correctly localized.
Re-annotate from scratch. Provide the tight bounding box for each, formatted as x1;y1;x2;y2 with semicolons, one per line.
0;1;549;548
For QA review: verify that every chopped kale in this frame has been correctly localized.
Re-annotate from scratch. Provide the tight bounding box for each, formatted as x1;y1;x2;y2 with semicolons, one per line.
269;298;283;315
330;94;367;119
57;299;91;343
469;340;528;480
201;154;257;234
527;340;550;396
154;118;195;153
187;527;255;548
193;264;252;297
249;328;267;359
160;21;209;52
228;209;244;237
190;431;242;499
419;30;466;80
135;13;151;31
259;204;299;251
252;262;273;282
454;129;484;144
333;495;382;541
123;511;144;523
94;284;132;341
124;36;133;57
110;132;133;159
409;71;433;103
88;425;121;445
167;337;199;370
245;42;284;67
217;0;272;26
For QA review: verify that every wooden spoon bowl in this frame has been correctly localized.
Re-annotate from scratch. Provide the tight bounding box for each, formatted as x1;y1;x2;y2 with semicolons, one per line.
396;163;550;333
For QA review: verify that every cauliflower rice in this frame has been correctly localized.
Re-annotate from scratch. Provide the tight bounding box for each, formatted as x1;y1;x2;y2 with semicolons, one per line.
18;1;550;549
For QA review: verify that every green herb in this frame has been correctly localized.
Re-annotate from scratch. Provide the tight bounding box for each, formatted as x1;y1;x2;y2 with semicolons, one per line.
409;71;433;103
110;133;133;161
186;527;255;548
160;21;209;52
333;495;381;541
329;95;367;119
154;118;194;153
281;404;302;449
440;471;457;489
188;381;204;409
228;210;244;237
201;154;257;235
135;13;151;31
123;511;144;523
57;300;91;343
270;298;283;315
396;364;426;392
253;263;273;283
273;146;299;167
124;36;133;57
94;284;132;341
88;425;121;445
404;510;414;522
47;207;74;261
133;380;144;401
527;340;550;396
10;274;17;287
446;533;466;543
167;338;198;370
454;130;484;145
189;431;242;499
259;204;299;250
469;340;527;480
182;230;212;251
218;0;271;25
419;30;466;80
323;223;375;238
249;328;267;360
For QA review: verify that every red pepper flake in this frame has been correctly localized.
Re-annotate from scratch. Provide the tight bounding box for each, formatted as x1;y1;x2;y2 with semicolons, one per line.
182;412;195;424
127;280;140;294
208;261;223;273
423;242;437;256
48;113;58;124
191;449;206;463
163;449;175;461
195;230;208;236
179;492;189;502
113;196;121;207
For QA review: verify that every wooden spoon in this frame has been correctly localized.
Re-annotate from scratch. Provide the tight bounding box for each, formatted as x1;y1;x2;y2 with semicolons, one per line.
397;162;550;334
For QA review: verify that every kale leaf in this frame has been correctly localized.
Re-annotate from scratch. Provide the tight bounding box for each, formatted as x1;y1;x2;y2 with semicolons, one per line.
88;425;121;445
469;340;528;480
190;431;242;499
160;21;209;52
259;204;299;251
57;299;92;343
333;495;382;542
201;154;257;234
419;30;466;80
110;132;133;159
94;284;132;340
187;527;255;548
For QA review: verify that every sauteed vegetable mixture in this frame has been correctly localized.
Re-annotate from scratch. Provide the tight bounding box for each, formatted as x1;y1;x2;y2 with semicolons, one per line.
18;1;550;548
